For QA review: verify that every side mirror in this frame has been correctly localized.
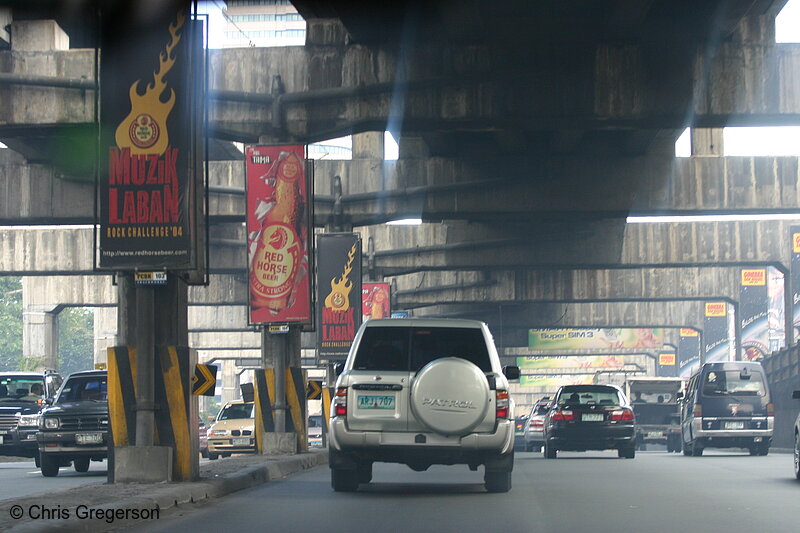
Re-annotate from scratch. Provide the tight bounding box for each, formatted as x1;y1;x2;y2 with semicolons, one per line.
334;362;345;377
502;365;520;381
45;397;53;405
676;391;684;400
792;390;800;400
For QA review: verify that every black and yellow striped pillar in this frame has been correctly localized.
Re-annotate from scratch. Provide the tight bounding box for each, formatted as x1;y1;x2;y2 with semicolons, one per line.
107;346;138;447
107;345;198;482
154;346;198;482
253;368;307;452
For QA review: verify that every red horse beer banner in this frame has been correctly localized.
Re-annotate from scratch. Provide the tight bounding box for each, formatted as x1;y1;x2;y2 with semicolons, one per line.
99;3;204;270
245;146;312;324
362;283;391;321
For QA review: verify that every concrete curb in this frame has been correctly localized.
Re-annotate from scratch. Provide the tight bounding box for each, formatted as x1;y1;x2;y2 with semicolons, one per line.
5;451;328;533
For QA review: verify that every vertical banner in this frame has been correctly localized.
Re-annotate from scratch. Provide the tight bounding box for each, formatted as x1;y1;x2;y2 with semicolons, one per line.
362;282;391;321
793;226;800;340
767;266;785;353
678;328;701;378
740;269;768;361
704;302;732;363
316;234;362;362
245;145;312;324
99;3;204;270
657;351;677;377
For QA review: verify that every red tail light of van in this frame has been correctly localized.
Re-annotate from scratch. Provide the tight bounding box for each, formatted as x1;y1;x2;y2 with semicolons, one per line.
496;390;510;419
334;387;348;417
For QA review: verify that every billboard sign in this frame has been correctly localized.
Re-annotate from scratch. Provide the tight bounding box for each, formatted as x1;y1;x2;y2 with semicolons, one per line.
362;282;391;321
245;145;312;324
740;269;768;361
528;328;663;350
99;4;204;271
704;302;732;363
317;234;362;361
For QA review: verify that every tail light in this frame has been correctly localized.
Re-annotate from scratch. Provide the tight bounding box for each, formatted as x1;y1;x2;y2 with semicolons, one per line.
693;403;702;417
334;387;348;417
610;408;635;422
496;390;510;419
551;409;574;421
767;403;774;416
529;419;543;428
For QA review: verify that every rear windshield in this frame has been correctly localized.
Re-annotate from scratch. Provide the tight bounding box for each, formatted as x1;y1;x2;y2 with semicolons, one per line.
702;370;766;397
532;403;550;416
557;387;622;407
218;403;254;420
352;326;492;372
58;376;107;403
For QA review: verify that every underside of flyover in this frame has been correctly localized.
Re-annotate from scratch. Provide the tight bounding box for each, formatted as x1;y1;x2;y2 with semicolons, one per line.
0;0;798;387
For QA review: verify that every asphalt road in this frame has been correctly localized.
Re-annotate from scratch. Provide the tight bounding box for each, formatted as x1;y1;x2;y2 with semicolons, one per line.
0;460;107;502
118;449;800;533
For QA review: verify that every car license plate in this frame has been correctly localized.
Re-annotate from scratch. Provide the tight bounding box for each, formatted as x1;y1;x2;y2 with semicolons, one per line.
232;438;250;446
582;413;603;422
648;432;663;438
358;395;395;409
75;433;103;445
724;421;745;430
0;436;3;444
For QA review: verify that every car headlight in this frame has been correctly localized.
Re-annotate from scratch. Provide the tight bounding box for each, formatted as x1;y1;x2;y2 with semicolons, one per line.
208;429;227;437
42;417;59;430
18;414;39;427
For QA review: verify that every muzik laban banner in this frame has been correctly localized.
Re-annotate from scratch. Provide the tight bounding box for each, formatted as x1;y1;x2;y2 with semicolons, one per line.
528;328;663;350
516;355;627;370
520;375;596;387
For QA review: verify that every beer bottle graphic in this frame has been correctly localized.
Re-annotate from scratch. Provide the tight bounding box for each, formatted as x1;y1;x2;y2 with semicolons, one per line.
250;151;306;314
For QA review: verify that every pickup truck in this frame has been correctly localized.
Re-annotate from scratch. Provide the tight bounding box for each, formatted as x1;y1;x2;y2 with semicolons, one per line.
624;377;684;452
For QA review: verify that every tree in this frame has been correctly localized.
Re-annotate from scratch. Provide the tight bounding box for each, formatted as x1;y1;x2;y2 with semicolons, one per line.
0;277;23;371
58;307;94;376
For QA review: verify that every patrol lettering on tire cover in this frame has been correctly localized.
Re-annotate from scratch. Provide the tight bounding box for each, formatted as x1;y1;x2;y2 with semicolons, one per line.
410;357;490;435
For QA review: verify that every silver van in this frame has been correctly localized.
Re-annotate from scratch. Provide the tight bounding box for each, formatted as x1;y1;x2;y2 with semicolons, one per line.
329;318;519;492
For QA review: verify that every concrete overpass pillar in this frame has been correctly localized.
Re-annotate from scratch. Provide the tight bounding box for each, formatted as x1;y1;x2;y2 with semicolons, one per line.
221;360;240;404
10;19;69;52
690;129;724;156
22;306;59;371
93;307;117;369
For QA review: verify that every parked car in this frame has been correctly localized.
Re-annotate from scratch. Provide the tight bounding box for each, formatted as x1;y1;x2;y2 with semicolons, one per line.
37;370;107;477
523;401;551;452
329;318;519;493
308;414;323;448
207;400;255;459
680;361;772;456
0;370;62;460
543;384;636;459
514;416;528;451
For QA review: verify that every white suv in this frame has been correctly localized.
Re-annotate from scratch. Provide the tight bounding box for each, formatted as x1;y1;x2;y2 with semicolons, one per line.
329;318;520;492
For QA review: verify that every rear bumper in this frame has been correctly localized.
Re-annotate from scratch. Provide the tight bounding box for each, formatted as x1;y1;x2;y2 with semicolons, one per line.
547;424;635;450
329;417;514;463
692;417;773;439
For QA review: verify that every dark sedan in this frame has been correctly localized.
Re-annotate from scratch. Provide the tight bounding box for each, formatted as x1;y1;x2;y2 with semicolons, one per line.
544;384;636;459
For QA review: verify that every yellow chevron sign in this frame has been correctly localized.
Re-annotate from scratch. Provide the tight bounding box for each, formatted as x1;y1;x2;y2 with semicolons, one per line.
192;364;217;396
306;380;323;400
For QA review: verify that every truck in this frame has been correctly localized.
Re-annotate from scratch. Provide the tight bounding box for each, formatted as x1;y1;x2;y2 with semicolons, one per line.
623;377;684;452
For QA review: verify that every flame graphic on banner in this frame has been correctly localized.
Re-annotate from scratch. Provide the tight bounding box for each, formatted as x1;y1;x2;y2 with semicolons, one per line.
115;11;185;155
325;243;357;311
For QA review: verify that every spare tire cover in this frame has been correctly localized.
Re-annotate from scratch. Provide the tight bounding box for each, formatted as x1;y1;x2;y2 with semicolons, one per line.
410;357;491;436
